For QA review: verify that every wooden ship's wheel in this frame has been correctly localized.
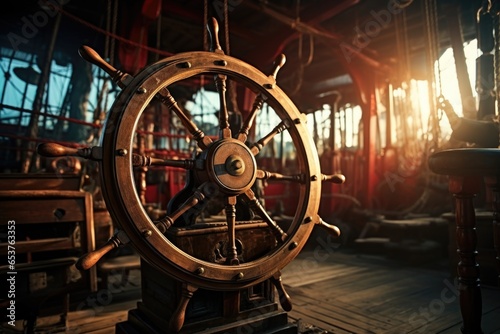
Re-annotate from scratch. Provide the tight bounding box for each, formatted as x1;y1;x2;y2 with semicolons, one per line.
38;18;344;333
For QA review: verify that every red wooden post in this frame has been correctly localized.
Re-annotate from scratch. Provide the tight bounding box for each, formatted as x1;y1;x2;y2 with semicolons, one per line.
448;175;483;334
484;176;500;286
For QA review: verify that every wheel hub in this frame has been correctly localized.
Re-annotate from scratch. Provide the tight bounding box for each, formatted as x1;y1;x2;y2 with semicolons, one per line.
204;138;257;195
225;155;245;176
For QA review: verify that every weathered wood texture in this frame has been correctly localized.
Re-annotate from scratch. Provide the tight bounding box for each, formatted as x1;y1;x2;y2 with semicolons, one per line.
282;248;500;334
5;248;499;333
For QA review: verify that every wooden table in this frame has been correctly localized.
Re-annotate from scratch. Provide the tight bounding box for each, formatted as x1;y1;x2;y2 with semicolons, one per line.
428;148;500;334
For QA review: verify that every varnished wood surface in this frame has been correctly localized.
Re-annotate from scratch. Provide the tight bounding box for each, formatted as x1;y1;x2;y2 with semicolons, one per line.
5;247;499;333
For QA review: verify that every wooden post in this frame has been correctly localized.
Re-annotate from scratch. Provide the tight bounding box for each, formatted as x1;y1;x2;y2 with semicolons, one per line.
484;176;500;286
448;175;483;334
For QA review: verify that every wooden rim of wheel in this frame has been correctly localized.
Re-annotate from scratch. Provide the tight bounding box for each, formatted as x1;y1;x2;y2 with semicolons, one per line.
100;51;322;290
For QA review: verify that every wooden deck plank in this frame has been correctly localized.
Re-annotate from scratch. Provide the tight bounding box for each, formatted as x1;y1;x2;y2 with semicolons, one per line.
84;328;117;334
335;273;432;307
291;317;353;334
283;263;368;288
286;290;403;331
287;304;376;334
14;248;500;334
282;248;500;333
68;311;128;334
365;278;458;320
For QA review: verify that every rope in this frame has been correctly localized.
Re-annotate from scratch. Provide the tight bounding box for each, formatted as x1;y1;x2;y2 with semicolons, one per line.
492;1;500;116
296;0;302;60
104;0;111;60
154;1;162;62
402;10;410;81
287;0;315;95
431;0;442;97
0;104;100;128
203;0;208;52
423;0;441;145
57;6;173;58
394;12;405;81
110;0;118;65
224;0;230;56
0;132;91;149
480;0;492;18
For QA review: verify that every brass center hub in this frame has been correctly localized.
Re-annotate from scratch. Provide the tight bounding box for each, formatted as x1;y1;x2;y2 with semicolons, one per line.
205;139;257;195
225;155;245;176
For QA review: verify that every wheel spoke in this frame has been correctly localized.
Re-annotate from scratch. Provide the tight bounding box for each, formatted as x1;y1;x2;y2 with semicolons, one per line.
214;74;231;139
237;54;286;143
237;93;264;143
243;189;287;243
250;120;290;156
225;196;239;265
156;88;212;149
321;173;346;184
154;183;208;233
208;16;231;139
37;142;102;161
132;154;198;169
256;170;304;183
81;46;213;150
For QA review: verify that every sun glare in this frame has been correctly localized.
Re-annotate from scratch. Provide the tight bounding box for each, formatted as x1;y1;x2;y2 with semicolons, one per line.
414;39;478;141
438;39;478;117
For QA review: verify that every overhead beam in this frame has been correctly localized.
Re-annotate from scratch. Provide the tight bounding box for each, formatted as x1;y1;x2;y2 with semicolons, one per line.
242;1;389;70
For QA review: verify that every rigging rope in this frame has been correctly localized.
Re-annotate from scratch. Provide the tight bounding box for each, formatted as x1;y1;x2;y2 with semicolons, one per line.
104;0;111;61
423;0;441;146
56;6;173;58
203;0;209;52
110;0;118;65
491;0;500;116
224;0;230;56
432;0;442;97
287;0;314;95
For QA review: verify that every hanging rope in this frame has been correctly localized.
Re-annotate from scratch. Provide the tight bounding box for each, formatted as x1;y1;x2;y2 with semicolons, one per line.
490;0;500;117
224;0;230;56
110;0;118;66
424;0;440;96
423;0;441;147
432;0;443;98
154;1;162;63
287;0;314;95
104;0;111;61
394;8;413;151
394;9;410;82
203;0;209;52
220;0;241;117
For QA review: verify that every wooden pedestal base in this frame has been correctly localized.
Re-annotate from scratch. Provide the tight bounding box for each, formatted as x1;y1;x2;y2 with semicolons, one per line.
116;260;297;334
116;307;297;334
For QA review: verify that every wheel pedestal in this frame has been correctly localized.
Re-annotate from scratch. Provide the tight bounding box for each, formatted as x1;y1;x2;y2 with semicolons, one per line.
116;221;298;333
116;261;297;334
